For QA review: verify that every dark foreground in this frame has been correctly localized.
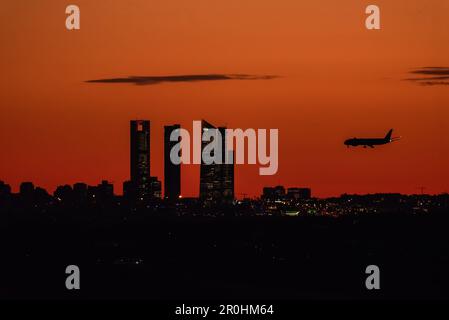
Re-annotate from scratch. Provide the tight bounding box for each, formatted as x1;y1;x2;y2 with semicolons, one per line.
1;212;448;300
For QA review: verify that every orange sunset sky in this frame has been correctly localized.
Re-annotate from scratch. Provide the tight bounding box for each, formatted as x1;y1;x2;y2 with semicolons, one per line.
1;0;448;198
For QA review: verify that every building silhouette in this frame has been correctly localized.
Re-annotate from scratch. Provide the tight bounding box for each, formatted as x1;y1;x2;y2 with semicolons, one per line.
287;187;311;200
130;120;151;200
88;180;114;203
220;125;234;202
262;186;312;201
199;120;234;206
150;176;162;199
20;182;35;197
54;184;73;202
0;181;11;196
73;183;88;202
164;124;181;201
262;185;285;200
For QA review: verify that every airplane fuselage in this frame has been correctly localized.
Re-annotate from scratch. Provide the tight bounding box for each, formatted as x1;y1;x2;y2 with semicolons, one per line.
344;138;389;148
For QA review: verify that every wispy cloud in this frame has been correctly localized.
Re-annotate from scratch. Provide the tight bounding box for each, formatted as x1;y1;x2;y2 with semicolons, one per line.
86;74;278;85
405;67;449;86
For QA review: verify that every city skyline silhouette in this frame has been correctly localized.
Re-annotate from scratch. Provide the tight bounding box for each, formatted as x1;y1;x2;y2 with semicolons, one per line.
1;118;446;199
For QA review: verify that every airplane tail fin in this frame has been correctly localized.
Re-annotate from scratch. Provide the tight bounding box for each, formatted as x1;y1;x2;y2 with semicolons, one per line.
385;129;393;141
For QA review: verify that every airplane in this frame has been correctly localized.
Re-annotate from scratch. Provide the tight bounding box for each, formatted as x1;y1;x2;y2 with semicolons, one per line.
344;129;401;148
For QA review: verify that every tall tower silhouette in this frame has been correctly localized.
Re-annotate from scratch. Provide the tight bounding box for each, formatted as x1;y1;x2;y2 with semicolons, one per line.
164;124;181;201
130;120;151;200
199;120;234;206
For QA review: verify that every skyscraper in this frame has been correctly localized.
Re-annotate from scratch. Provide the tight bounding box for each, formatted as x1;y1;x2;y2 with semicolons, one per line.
130;120;151;200
199;120;234;206
219;126;234;202
164;124;181;201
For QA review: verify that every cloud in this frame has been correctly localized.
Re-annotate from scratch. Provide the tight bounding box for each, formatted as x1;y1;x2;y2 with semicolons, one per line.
415;81;449;86
86;74;278;85
405;67;449;86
